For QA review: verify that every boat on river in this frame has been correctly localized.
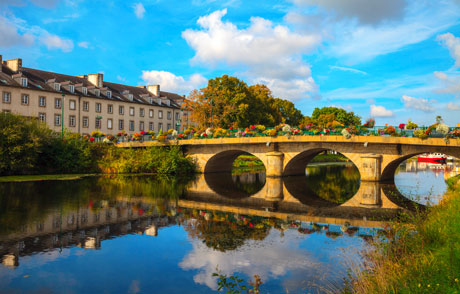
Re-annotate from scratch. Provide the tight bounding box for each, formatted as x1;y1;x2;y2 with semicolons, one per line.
417;153;447;164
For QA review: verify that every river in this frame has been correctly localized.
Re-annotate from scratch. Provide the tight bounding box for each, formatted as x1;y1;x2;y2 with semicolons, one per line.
0;160;457;294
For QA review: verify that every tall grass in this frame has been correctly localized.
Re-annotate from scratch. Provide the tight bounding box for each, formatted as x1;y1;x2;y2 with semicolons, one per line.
345;175;460;293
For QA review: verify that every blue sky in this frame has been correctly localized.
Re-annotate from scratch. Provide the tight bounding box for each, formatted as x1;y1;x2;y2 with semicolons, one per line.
1;0;460;125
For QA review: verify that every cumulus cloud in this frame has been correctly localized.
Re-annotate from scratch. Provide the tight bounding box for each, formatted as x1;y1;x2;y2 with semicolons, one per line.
447;102;460;110
401;95;435;112
370;105;394;117
0;17;34;47
141;70;207;94
437;33;460;66
182;9;321;100
293;0;407;25
133;3;146;19
39;33;73;52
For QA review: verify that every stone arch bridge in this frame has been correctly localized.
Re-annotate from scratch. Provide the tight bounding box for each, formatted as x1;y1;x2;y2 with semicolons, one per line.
120;136;460;182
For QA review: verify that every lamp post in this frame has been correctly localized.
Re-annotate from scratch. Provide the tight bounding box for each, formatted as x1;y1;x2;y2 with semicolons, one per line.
61;91;65;138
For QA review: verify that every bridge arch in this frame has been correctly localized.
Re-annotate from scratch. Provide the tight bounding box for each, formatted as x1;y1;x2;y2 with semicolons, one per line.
381;151;459;182
204;149;267;174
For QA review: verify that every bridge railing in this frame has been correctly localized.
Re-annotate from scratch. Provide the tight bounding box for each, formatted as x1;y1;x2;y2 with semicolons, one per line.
110;125;460;143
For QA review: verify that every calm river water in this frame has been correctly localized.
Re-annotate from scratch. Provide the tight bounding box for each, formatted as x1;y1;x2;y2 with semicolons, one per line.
0;160;457;294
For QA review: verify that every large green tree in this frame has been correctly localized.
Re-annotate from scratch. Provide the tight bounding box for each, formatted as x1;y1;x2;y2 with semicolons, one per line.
187;75;304;128
311;107;361;126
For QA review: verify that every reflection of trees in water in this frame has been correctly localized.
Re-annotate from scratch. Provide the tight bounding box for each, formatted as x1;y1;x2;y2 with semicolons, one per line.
183;211;270;252
231;173;266;195
0;175;193;235
305;164;360;204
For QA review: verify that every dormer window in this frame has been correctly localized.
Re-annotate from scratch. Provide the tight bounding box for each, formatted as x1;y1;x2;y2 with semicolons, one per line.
95;89;100;96
82;87;87;95
107;91;112;98
128;94;133;100
55;83;61;91
21;78;28;87
69;85;75;93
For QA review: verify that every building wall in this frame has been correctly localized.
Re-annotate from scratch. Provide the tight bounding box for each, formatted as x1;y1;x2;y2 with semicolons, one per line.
1;85;182;135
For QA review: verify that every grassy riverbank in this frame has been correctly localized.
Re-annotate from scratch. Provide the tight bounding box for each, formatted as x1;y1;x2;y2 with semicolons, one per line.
346;175;460;293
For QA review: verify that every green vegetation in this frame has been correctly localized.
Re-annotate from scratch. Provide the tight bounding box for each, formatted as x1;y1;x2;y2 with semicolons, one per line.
347;175;460;293
233;155;265;169
310;153;349;163
0;112;196;177
213;271;262;294
310;106;361;126
185;75;303;128
0;174;93;182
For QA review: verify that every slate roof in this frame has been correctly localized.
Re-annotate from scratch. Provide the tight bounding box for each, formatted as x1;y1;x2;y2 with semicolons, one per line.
0;64;183;109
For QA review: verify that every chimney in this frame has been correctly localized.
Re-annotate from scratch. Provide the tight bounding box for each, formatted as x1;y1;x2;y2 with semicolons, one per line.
87;73;103;88
6;58;22;72
147;85;160;96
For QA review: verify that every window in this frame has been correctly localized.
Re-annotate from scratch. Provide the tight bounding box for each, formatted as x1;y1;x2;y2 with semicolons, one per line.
2;110;11;113
119;119;124;130
149;122;154;131
55;98;61;109
128;94;133;100
21;94;29;105
149;109;154;118
107;119;113;129
83;116;89;128
69;99;76;110
176;112;180;120
96;103;102;113
21;78;28;87
2;92;11;103
69;115;76;127
119;106;124;115
95;117;102;129
39;96;46;107
129;120;134;131
107;104;113;114
95;89;100;96
69;85;75;93
54;114;61;126
167;123;171;130
140;108;145;117
39;113;46;123
129;107;134;116
139;121;144;131
82;87;88;95
83;101;89;111
167;111;171;120
159;110;163;119
107;91;112;98
55;83;61;91
158;122;163;132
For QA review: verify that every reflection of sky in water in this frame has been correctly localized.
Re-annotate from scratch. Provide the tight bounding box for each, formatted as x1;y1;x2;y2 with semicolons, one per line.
395;161;459;205
0;225;368;294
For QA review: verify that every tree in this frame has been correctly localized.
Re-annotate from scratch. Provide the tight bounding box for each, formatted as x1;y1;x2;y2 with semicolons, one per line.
311;107;361;126
186;75;304;128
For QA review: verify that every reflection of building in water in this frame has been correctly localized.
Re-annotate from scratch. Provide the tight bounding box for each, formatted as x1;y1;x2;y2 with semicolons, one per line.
403;160;459;177
0;201;178;269
231;172;266;185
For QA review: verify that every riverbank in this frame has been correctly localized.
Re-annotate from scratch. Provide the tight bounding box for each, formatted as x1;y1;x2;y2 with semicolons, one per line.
347;174;460;293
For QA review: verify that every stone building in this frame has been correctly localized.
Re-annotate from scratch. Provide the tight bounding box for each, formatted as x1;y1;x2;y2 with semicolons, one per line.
0;56;188;135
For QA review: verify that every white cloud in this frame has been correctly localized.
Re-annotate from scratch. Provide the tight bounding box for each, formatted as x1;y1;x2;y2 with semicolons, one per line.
78;41;89;48
0;16;34;47
434;71;460;96
437;33;460;66
447;102;460;110
370;105;394;117
401;95;435;112
133;3;146;19
117;75;126;82
182;9;321;100
39;33;73;52
141;70;207;94
293;0;407;25
329;65;367;75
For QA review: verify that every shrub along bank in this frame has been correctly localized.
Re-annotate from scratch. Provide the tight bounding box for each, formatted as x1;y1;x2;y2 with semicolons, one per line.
347;175;460;293
0;113;195;176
